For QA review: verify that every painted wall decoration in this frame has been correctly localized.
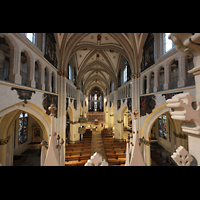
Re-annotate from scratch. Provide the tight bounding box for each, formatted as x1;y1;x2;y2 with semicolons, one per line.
140;95;156;117
11;87;35;104
42;93;58;117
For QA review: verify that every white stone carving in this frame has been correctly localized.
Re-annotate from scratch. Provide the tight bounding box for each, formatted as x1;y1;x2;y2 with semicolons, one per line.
40;103;65;166
125;110;145;166
166;93;200;135
84;152;108;166
171;146;193;166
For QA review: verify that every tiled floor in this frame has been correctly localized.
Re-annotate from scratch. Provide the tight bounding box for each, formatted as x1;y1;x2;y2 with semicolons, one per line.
90;124;107;160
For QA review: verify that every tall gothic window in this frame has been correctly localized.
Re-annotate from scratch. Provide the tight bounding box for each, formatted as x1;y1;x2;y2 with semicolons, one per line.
18;112;28;146
0;37;10;82
124;64;127;83
44;33;57;68
163;33;174;53
94;94;97;101
24;33;35;44
141;33;154;72
69;64;71;80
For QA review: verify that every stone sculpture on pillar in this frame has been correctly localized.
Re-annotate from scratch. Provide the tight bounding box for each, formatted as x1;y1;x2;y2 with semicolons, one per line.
40;102;65;166
125;110;145;166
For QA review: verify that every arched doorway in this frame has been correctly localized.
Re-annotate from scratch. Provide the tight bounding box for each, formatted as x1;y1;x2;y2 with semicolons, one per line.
0;105;50;166
141;103;188;166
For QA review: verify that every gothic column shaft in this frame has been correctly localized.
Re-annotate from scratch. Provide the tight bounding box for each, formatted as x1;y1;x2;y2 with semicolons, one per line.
9;47;21;84
27;58;35;87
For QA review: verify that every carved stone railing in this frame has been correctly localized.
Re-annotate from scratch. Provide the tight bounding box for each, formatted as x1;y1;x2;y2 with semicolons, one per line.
84;152;108;166
171;146;193;166
166;93;200;135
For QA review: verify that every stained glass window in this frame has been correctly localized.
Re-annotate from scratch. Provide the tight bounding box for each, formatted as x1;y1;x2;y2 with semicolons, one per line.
94;102;97;109
18;112;28;146
124;63;127;83
158;114;167;140
69;64;71;80
164;33;173;53
94;94;97;101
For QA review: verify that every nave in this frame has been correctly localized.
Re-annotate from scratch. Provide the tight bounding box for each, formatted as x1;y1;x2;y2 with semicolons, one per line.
65;122;126;166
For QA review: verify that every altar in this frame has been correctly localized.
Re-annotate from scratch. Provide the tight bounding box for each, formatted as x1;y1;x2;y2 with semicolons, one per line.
87;112;105;123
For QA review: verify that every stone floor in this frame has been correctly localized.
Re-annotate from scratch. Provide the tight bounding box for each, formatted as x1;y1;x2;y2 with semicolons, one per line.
90;123;107;160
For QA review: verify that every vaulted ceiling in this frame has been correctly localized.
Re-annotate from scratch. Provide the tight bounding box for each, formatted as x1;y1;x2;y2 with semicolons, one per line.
55;33;150;95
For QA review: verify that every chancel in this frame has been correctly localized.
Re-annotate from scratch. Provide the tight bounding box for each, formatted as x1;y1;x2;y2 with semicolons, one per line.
0;33;200;166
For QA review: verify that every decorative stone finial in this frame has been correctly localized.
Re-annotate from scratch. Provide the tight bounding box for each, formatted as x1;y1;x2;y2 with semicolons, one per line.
48;103;57;116
132;110;139;120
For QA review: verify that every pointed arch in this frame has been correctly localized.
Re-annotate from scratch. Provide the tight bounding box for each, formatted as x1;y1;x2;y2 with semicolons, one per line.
0;102;50;142
67;103;77;122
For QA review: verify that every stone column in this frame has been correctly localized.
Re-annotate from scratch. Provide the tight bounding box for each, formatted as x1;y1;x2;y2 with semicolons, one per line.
146;72;150;94
47;68;52;92
76;87;81;120
53;73;57;93
114;89;119;139
9;47;21;84
164;65;170;90
178;54;186;87
56;74;66;164
39;64;45;90
153;69;158;92
83;94;86;118
107;94;111;129
27;58;35;87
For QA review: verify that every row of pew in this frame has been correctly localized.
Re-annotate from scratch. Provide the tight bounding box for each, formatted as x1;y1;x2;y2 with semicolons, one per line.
83;129;92;139
101;129;126;166
65;138;91;166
